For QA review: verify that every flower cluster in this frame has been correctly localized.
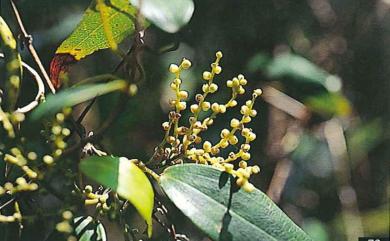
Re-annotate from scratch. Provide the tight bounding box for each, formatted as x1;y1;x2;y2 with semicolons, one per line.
160;51;262;192
83;185;110;213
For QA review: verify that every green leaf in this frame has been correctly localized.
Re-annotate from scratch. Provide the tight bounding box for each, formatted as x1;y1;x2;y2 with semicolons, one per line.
130;0;194;33
31;80;126;120
160;164;312;241
56;0;137;60
80;156;154;237
73;216;107;241
264;53;343;94
0;16;22;111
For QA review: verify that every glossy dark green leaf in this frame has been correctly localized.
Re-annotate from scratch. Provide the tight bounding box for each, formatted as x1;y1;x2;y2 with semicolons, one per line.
31;80;126;120
160;164;312;241
80;156;154;237
130;0;194;33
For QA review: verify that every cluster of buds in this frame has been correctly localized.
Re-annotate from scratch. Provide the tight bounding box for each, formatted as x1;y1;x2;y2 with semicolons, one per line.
56;210;75;239
0;177;38;196
160;51;262;192
4;147;39;179
48;108;72;158
0;202;22;223
0;106;25;138
83;185;110;213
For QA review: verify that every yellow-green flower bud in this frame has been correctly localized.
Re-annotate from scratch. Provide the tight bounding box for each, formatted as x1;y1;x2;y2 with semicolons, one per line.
221;129;230;138
216;51;223;59
169;64;179;73
209;83;218;93
254;88;262;96
211;103;220;113
181;59;192;69
214;66;222;74
230;118;240;128
228;135;238;145
241;152;251;161
202;84;209;93
201;101;211;111
179;90;189;99
203;71;212;80
226;80;233;88
43;155;54;165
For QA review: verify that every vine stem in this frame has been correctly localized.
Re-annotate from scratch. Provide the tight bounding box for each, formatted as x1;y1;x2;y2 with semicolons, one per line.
9;0;56;94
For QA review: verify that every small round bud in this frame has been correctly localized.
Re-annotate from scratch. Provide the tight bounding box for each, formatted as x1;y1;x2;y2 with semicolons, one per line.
211;147;220;155
232;78;240;87
179;90;189;99
239;78;248;85
242;116;252;123
209;83;218;93
43;155;54;165
52;125;62;135
241;152;251;161
250;110;257;117
230;118;240;128
85;185;93;193
211;103;220;113
62;211;73;220
62;128;71;136
162;122;170;131
242;128;250;137
228;135;238;145
224;163;234;173
177;102;187;111
219;105;226;113
254;89;262;96
228;100;237;107
202;84;209;93
216;51;223;58
203;141;212;152
220;139;229;148
181;59;192;69
195;94;204;102
214;66;222;74
248;132;257;142
169;64;179;73
226;80;233;88
128;84;138;96
170;82;177;90
190;104;199;113
241;144;251;151
203;71;212;81
27;152;37;161
56;113;65;123
221;129;230;138
239;160;248;168
201;101;211;111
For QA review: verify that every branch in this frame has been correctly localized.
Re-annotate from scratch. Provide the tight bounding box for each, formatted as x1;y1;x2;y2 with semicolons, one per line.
0;52;45;113
9;0;56;94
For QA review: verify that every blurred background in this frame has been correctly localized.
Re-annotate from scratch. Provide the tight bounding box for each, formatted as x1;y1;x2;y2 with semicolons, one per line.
1;0;389;240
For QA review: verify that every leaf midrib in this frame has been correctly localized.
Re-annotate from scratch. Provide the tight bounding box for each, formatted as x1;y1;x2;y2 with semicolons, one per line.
162;174;279;241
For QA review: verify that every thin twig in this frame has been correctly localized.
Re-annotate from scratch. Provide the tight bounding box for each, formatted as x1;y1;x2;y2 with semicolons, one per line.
9;0;56;94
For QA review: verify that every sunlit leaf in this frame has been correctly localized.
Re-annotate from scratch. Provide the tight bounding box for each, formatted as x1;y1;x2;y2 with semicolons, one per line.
130;0;194;33
80;156;154;237
160;164;312;241
55;0;137;61
31;80;126;120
